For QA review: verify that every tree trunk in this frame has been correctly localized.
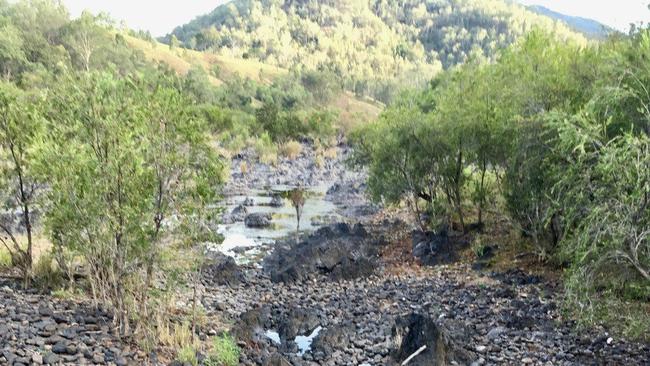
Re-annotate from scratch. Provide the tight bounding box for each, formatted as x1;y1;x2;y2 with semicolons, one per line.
455;148;465;233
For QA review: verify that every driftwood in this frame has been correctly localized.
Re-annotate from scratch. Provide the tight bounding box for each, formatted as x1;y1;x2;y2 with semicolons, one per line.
401;345;427;365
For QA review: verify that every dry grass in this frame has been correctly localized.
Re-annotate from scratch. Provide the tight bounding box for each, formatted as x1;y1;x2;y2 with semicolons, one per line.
279;140;302;160
322;146;338;159
330;92;383;132
0;233;53;268
123;33;286;86
239;161;248;176
259;152;278;166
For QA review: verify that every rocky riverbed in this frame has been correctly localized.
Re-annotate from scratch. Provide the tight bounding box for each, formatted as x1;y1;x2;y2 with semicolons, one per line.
0;281;148;366
197;219;650;366
2;143;649;366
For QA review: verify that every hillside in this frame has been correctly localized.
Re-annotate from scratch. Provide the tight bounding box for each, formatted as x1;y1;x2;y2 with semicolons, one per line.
165;0;588;102
527;5;613;39
123;34;381;128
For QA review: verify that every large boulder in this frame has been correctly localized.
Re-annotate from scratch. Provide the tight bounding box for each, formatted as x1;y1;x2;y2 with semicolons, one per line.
411;230;467;266
202;253;245;287
278;308;321;341
232;306;272;344
391;313;475;366
245;212;272;228
263;223;380;283
222;204;248;224
311;323;353;359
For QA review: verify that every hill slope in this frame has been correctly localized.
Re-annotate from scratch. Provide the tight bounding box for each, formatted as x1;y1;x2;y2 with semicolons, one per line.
527;5;613;39
165;0;587;101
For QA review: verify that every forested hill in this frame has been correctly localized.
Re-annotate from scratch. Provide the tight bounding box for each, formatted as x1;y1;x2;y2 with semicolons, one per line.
527;5;613;39
165;0;587;102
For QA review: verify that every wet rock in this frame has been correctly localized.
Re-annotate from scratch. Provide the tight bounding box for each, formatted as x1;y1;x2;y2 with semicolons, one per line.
202;253;244;287
264;223;380;283
242;197;255;206
245;212;272;228
269;195;284;208
229;204;248;222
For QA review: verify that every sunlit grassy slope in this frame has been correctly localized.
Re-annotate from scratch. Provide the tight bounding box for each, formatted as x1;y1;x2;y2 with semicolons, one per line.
123;34;383;129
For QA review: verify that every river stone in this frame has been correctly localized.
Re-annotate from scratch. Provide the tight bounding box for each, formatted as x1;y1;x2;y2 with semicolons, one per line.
230;204;248;222
269;194;284;207
311;324;353;359
278;308;321;340
263;353;291;366
245;212;272;228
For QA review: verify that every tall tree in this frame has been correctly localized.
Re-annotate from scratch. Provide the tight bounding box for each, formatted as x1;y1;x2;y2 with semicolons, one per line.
0;82;44;286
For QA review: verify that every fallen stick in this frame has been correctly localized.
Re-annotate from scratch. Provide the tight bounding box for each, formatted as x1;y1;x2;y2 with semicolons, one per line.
401;345;427;365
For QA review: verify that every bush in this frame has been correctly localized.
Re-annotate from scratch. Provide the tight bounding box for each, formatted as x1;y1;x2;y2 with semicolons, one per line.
206;333;240;366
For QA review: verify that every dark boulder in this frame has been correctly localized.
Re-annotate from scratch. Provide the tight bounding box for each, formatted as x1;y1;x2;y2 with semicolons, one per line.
263;353;291;366
411;230;467;266
232;306;271;344
230;204;248;222
391;314;474;366
242;197;255;206
202;253;244;287
245;212;272;228
278;308;321;341
263;223;380;283
311;323;353;358
269;195;284;208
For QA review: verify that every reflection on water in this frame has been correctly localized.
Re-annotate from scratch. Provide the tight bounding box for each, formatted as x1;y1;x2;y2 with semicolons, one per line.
295;326;322;356
217;184;342;263
264;329;281;345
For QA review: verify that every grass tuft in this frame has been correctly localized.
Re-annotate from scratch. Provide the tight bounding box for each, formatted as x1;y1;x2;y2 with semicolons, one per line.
206;333;240;366
279;140;302;160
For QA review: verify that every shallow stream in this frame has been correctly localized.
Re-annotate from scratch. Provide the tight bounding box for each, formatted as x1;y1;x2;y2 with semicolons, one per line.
215;184;342;264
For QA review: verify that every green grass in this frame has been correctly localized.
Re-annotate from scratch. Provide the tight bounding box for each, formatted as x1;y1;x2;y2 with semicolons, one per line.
177;346;198;366
206;333;240;366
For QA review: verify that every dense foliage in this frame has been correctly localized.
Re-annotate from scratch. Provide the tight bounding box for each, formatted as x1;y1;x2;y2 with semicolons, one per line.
167;0;587;102
0;0;227;348
352;29;650;336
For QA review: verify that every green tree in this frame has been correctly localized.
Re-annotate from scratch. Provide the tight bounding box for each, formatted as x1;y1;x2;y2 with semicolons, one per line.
0;82;44;286
39;72;222;337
